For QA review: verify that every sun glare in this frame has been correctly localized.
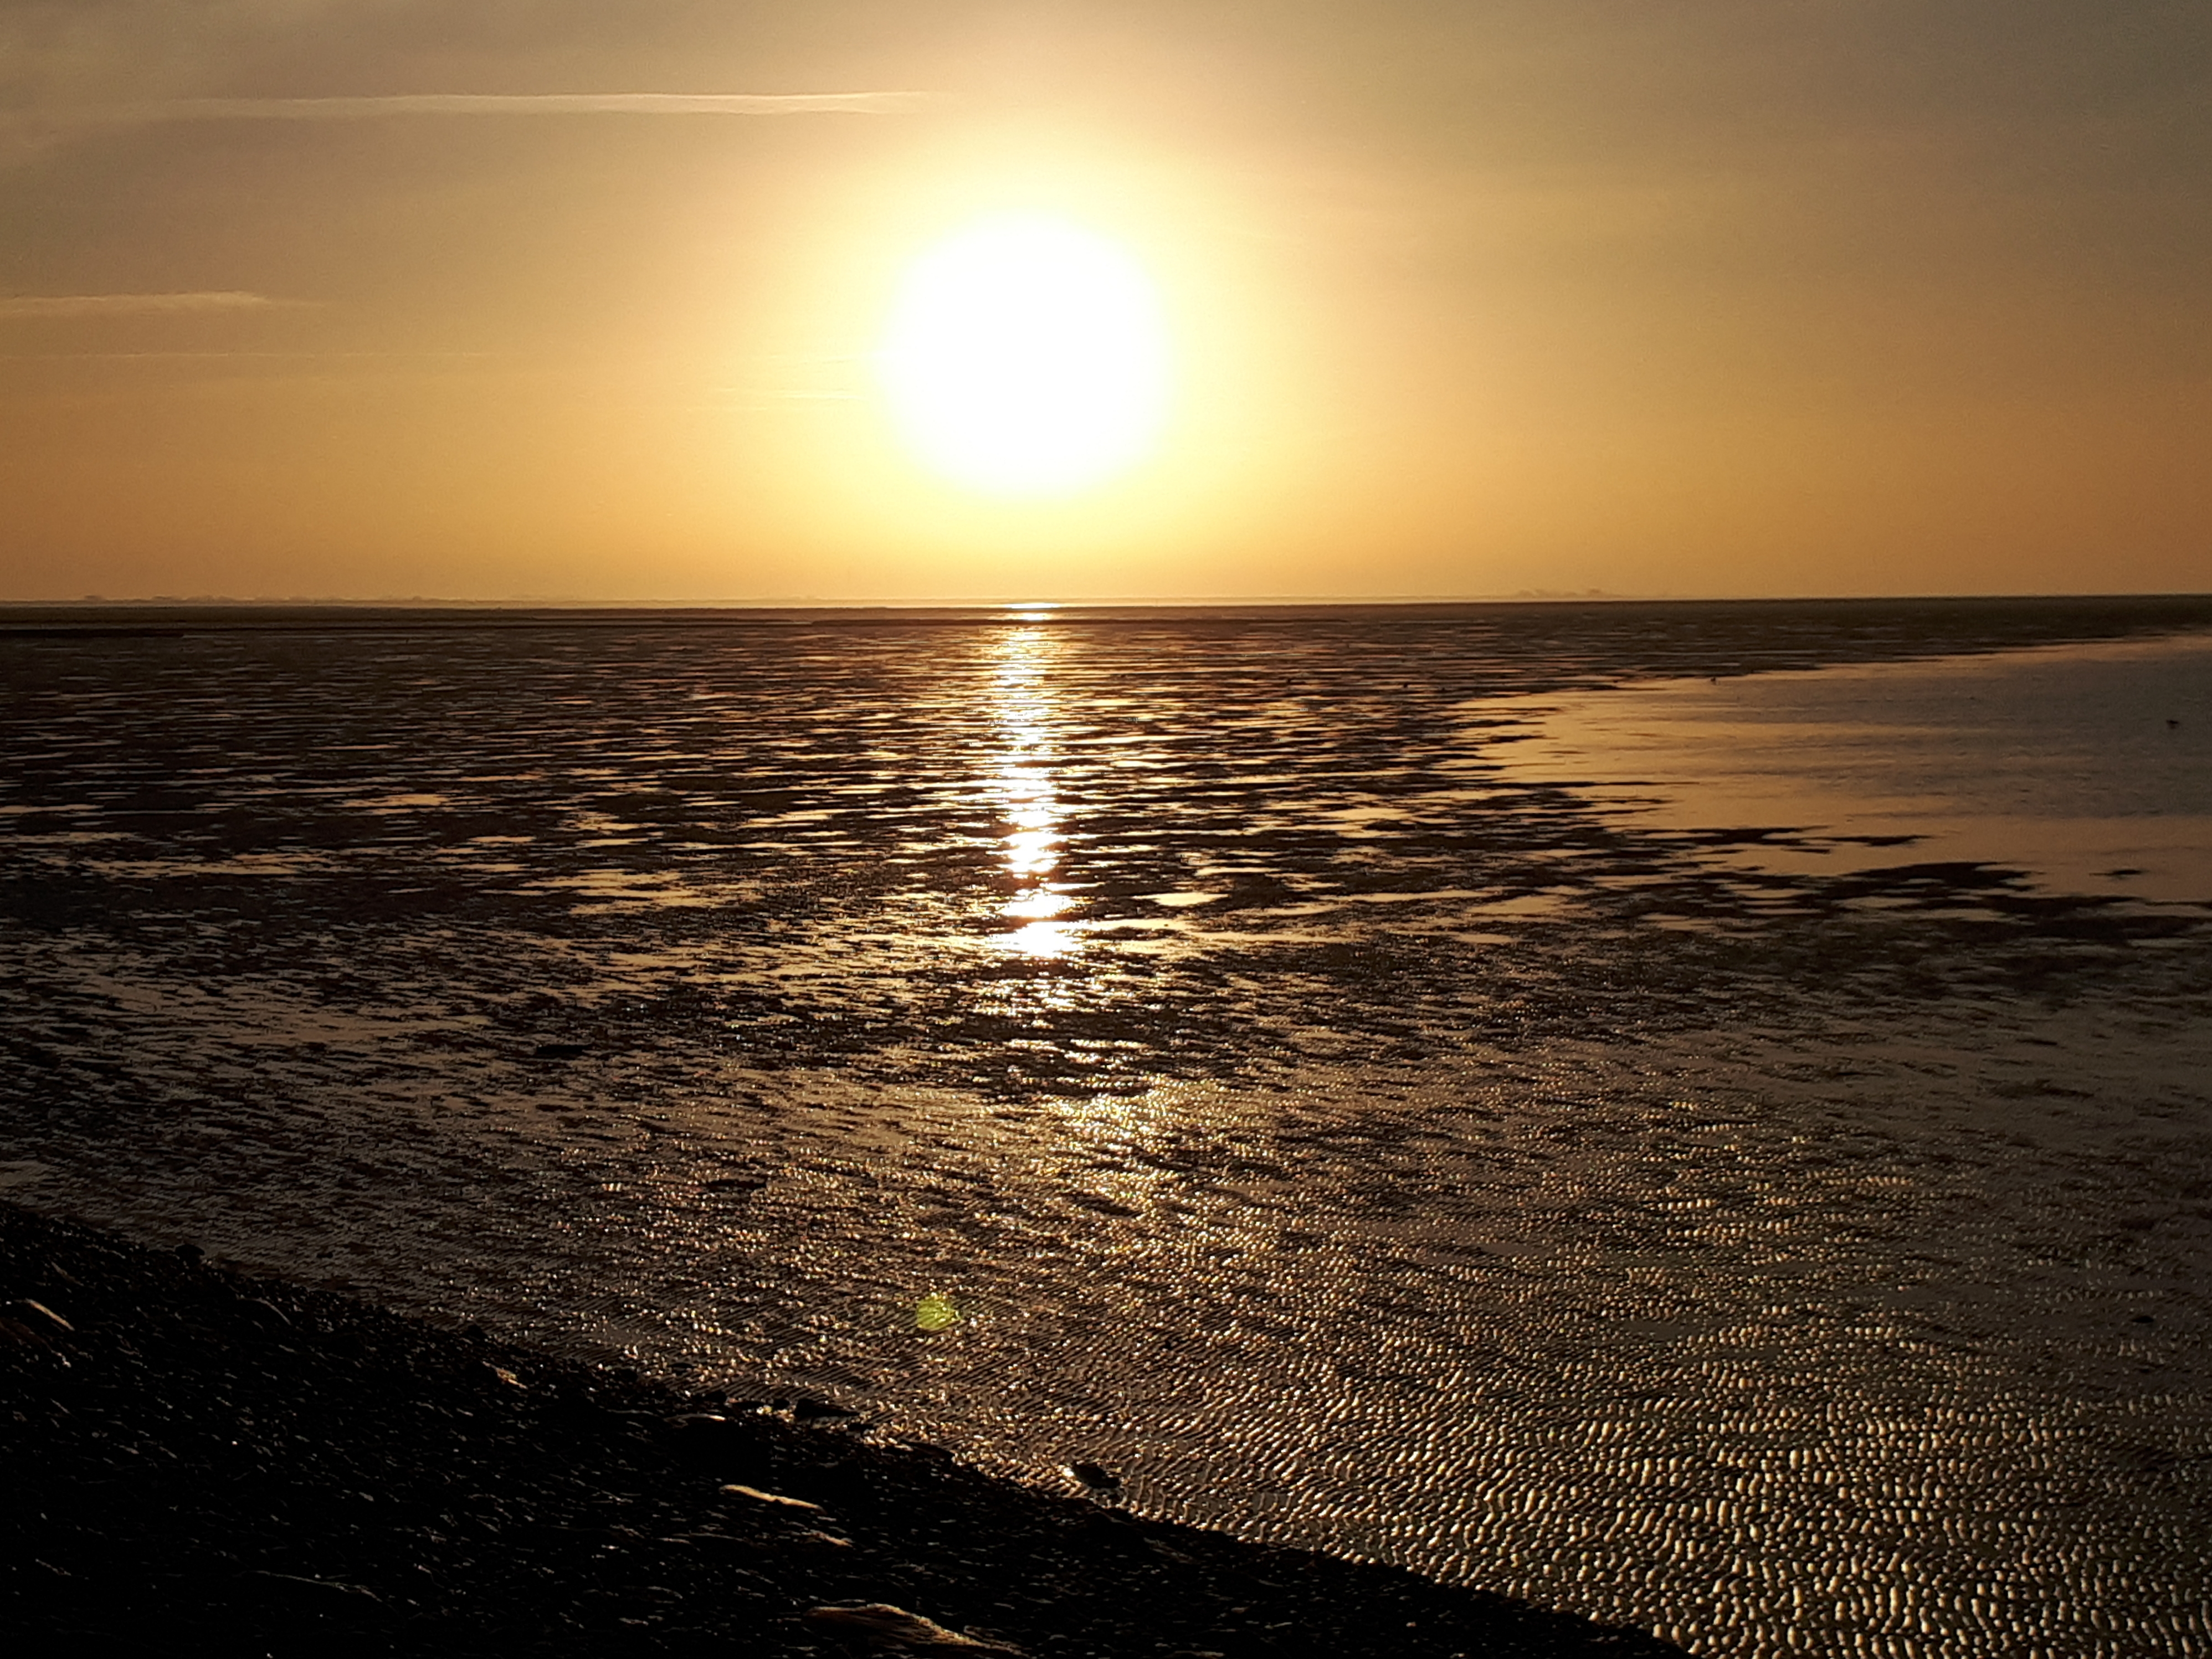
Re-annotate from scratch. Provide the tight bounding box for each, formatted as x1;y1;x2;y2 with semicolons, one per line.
877;215;1171;497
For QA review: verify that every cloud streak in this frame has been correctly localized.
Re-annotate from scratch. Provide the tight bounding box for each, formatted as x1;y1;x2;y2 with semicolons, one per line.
0;291;299;319
101;91;936;122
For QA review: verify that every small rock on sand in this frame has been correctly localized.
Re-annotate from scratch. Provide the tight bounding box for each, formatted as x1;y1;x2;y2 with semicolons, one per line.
804;1602;1025;1652
718;1483;823;1512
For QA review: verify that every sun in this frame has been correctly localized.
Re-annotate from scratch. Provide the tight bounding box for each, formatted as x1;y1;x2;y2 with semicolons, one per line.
876;214;1171;498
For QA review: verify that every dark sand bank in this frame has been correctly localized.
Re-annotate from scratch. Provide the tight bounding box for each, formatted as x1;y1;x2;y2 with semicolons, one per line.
1;1203;1687;1658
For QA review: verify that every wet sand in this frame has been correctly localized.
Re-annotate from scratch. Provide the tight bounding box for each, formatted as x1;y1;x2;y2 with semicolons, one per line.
4;597;2210;1656
1;1201;1684;1657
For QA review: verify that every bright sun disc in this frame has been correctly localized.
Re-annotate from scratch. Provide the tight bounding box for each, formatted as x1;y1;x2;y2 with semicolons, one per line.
878;215;1170;497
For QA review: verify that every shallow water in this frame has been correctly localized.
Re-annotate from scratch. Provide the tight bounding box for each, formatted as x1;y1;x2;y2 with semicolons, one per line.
1493;630;2212;900
2;599;2209;1658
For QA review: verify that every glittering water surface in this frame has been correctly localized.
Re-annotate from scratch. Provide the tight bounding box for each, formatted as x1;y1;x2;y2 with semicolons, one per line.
3;600;2210;1659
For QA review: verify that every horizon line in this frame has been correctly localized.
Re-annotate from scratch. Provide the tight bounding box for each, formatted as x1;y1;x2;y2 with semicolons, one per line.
7;591;2211;612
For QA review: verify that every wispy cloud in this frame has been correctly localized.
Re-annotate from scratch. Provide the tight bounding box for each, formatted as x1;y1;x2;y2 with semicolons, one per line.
0;291;300;319
100;91;936;122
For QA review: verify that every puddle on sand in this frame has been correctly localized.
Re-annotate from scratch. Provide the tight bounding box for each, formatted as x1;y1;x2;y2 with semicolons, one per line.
1491;630;2212;901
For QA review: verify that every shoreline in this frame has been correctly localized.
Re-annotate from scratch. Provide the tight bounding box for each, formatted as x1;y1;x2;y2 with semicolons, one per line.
2;1201;1688;1656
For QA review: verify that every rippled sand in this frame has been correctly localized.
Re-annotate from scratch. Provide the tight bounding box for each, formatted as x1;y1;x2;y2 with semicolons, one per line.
3;598;2209;1657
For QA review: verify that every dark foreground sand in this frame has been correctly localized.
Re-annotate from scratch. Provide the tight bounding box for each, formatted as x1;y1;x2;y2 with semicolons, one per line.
1;1203;1687;1658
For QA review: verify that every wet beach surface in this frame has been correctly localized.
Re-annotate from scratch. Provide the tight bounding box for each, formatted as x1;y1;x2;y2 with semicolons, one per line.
3;597;2210;1657
2;1202;1685;1656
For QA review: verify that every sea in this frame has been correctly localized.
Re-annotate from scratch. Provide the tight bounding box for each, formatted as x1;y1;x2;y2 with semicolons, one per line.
3;597;2209;1659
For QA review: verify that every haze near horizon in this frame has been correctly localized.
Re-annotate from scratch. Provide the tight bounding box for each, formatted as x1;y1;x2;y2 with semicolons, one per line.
2;1;2207;603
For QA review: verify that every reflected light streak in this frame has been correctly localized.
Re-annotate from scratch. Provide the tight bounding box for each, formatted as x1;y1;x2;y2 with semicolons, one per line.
987;625;1080;958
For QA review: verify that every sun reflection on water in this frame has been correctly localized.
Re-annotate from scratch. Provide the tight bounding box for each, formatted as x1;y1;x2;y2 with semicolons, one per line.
988;623;1080;958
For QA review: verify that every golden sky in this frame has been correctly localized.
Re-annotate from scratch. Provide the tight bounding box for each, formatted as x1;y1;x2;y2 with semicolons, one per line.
2;1;2206;603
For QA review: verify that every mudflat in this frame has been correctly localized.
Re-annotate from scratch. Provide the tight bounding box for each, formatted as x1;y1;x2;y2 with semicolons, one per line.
4;597;2210;1656
1;1201;1684;1657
